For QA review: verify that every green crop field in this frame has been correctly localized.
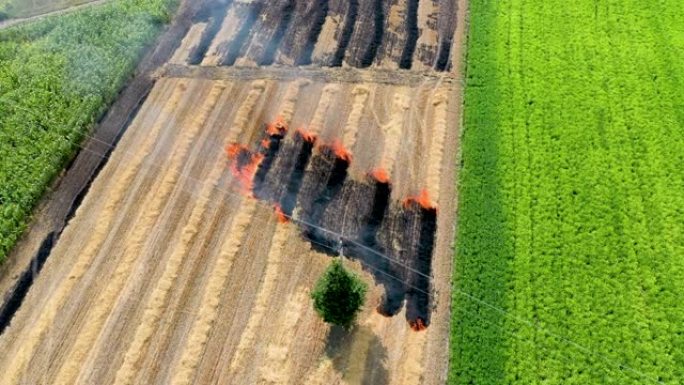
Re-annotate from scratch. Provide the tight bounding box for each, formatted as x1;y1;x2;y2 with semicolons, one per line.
0;0;177;263
452;0;684;384
0;0;97;20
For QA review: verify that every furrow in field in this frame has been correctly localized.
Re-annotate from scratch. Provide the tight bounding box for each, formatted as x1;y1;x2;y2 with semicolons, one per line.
305;84;340;138
399;0;419;69
226;80;267;143
226;223;290;376
259;289;310;385
170;199;258;385
310;0;343;65
329;0;359;66
112;153;225;385
280;80;311;124
412;0;438;71
375;89;410;180
0;81;189;385
30;80;205;385
170;22;208;65
424;88;448;206
220;2;263;67
340;85;371;152
110;83;237;385
52;83;227;385
201;5;242;66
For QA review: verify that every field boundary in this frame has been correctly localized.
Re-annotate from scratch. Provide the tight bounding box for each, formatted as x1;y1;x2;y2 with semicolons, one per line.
0;0;205;330
163;64;459;87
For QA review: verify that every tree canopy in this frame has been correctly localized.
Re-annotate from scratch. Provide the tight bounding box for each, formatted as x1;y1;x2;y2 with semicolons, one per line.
311;259;367;328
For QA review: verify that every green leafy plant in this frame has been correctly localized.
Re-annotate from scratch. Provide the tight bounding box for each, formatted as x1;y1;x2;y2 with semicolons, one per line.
451;0;684;384
0;0;177;264
311;259;368;328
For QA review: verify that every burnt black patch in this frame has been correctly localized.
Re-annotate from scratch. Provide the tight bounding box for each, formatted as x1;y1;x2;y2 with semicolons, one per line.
227;129;438;328
220;3;263;66
399;0;419;69
260;0;296;65
300;146;349;252
435;38;452;72
359;0;386;67
253;131;286;198
0;232;55;335
331;0;359;66
405;204;436;328
297;0;330;66
280;133;316;216
188;0;232;65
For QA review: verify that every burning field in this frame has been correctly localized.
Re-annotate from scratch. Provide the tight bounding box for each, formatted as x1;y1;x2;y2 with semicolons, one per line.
172;0;458;71
0;0;464;384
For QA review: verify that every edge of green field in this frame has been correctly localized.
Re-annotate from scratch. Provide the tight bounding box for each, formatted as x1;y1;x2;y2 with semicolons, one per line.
0;0;178;263
450;0;684;384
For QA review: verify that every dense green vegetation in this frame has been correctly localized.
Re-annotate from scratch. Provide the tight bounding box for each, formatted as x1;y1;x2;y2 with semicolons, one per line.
312;259;368;328
452;0;684;384
0;0;96;20
0;0;177;263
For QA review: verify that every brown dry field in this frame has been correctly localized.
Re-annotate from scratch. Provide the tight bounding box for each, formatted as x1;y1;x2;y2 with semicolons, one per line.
0;0;465;383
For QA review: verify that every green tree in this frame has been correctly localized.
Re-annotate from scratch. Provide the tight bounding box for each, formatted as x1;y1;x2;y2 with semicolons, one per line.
311;259;368;328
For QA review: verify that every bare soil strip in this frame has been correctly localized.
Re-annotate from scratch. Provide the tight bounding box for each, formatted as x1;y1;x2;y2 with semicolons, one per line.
163;63;458;86
170;22;208;65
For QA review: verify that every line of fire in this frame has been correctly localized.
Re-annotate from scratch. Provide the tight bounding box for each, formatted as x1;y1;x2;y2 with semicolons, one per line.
226;117;437;331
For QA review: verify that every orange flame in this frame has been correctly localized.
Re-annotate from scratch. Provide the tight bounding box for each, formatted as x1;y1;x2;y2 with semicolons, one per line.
225;143;243;159
370;168;390;184
274;204;289;223
261;138;271;149
403;189;436;211
229;151;264;194
266;115;288;136
296;127;317;143
409;318;427;331
330;139;352;162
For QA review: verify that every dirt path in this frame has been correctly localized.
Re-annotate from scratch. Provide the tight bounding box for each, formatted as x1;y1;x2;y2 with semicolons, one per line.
163;63;458;86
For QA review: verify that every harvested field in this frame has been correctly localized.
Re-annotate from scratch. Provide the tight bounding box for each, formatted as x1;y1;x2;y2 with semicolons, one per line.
0;0;464;383
0;72;460;384
173;0;459;71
